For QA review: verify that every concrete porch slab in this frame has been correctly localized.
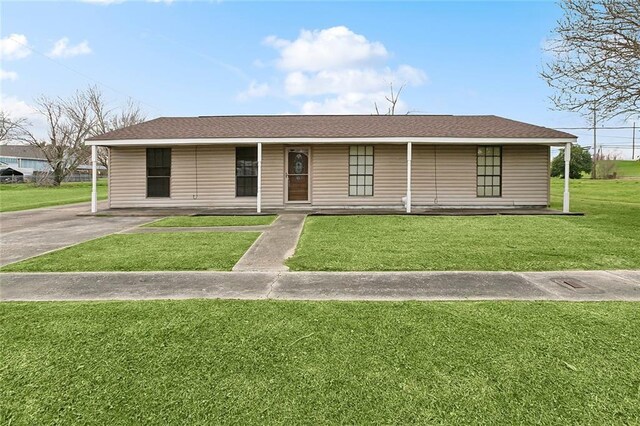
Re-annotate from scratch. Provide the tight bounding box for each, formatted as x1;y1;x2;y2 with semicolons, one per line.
84;207;583;217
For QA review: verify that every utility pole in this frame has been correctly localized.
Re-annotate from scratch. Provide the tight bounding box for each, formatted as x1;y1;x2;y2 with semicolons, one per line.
592;107;597;179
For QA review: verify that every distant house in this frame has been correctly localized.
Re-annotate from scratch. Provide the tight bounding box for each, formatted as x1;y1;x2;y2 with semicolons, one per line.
0;144;106;182
87;115;577;212
0;145;50;173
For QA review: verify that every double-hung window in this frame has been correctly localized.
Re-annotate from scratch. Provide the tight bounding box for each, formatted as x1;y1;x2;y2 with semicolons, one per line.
146;148;171;198
349;145;374;196
477;146;502;197
236;147;258;197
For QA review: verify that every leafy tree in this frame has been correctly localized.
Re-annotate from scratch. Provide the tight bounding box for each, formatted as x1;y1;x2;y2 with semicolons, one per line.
541;0;640;120
551;145;593;179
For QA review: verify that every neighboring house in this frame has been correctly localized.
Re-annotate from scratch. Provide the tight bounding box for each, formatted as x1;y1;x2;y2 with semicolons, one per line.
0;145;50;172
0;145;106;181
86;115;577;212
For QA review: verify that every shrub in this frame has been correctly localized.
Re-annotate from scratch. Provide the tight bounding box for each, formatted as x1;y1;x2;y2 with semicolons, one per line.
551;145;592;179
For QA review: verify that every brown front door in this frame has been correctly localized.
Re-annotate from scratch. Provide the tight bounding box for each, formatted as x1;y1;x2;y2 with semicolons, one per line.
287;148;309;202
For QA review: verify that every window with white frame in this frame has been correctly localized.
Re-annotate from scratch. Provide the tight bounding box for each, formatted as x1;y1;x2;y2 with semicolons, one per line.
477;146;502;197
349;145;374;196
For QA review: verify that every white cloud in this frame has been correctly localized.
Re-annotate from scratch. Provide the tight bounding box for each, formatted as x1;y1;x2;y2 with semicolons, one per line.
285;66;426;96
237;81;270;101
264;26;388;72
301;92;409;115
245;26;427;114
0;34;31;61
0;69;18;81
48;38;92;58
0;95;37;119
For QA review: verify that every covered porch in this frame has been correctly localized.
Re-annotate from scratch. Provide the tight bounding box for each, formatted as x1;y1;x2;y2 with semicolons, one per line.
89;139;576;214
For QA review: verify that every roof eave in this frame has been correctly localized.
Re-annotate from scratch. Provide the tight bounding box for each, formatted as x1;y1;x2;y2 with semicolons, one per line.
87;136;577;147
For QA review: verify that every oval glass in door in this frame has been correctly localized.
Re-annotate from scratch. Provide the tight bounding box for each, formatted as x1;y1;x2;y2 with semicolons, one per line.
287;150;309;201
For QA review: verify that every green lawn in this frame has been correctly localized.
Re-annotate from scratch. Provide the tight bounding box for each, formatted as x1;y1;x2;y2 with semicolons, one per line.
287;178;640;271
0;232;259;272
1;300;638;425
0;180;108;212
614;160;640;178
147;215;276;227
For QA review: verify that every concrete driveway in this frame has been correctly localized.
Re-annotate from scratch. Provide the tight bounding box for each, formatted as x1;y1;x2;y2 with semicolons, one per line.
0;202;153;266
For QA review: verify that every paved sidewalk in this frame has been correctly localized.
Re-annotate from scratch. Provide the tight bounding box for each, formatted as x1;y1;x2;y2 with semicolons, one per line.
2;270;638;302
232;214;306;272
0;202;153;267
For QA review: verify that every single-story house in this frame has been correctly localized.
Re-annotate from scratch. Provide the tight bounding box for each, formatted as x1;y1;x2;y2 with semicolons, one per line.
86;115;577;213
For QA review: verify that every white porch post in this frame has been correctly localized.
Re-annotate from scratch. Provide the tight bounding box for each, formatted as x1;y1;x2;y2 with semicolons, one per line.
257;142;262;213
563;141;571;213
406;142;412;213
91;145;98;213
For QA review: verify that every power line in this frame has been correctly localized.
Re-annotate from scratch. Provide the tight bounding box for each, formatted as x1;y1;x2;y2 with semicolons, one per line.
553;126;638;130
8;37;163;114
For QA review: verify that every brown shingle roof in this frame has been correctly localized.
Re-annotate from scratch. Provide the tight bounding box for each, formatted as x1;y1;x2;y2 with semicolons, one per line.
88;115;576;141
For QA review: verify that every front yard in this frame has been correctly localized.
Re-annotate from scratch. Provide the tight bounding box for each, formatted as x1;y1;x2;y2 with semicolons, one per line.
0;180;108;212
0;232;259;272
286;179;640;271
2;178;638;273
1;300;638;425
146;215;276;227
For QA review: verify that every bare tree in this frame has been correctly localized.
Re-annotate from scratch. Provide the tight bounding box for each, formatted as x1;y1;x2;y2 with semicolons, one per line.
374;82;406;115
541;0;640;120
25;92;95;186
86;86;146;170
2;86;146;185
0;111;31;143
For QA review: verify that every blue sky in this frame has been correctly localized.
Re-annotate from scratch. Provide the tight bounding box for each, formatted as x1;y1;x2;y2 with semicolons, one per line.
1;1;637;157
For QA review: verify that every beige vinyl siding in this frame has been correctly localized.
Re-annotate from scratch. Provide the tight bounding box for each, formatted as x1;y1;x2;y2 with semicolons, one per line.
109;145;284;209
411;144;550;207
311;144;407;207
108;143;549;209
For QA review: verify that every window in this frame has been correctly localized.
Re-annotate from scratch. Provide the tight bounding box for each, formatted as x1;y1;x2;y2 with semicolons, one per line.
236;147;258;197
477;146;501;197
147;148;171;197
349;145;374;196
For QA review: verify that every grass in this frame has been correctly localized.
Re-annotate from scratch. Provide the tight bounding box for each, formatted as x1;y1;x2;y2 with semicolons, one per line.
1;300;639;425
287;178;640;271
146;215;276;227
0;180;108;212
0;232;259;272
614;160;640;178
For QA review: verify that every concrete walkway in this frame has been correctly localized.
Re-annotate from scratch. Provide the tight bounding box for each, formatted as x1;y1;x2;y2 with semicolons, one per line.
1;270;638;302
232;214;306;272
0;202;154;267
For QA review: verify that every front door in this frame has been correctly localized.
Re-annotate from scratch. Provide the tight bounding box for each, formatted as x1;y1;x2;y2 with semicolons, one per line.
286;148;309;202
